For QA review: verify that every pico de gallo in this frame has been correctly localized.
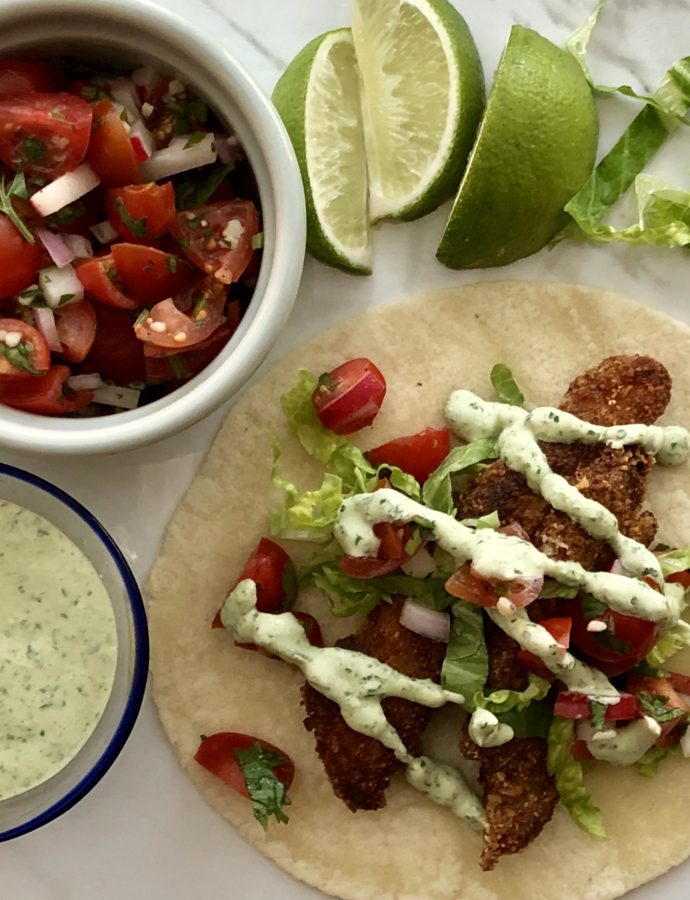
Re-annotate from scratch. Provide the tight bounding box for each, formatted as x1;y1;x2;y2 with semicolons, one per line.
0;57;262;416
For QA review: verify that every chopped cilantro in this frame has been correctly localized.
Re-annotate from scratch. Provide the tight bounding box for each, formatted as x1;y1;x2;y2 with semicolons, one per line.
580;593;607;620
0;341;42;375
113;197;147;238
184;131;207;149
22;136;47;164
167;255;178;274
168;353;189;380
174;162;233;210
166;97;208;134
80;85;100;101
637;691;687;724
50;107;66;120
0;172;34;243
44;200;87;228
590;700;607;730
251;231;264;250
234;744;291;828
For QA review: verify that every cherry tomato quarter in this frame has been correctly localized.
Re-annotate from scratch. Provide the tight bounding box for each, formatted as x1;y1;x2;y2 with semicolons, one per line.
171;200;259;283
367;427;450;484
111;243;194;304
312;357;387;435
134;276;226;349
0;213;42;298
54;299;97;363
106;181;176;242
194;732;294;798
569;594;659;676
0;318;50;380
86;99;140;187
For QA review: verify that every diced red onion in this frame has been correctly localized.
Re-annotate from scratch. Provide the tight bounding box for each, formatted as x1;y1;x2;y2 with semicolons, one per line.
36;228;74;267
38;264;84;308
62;233;94;259
31;164;100;218
399;599;450;642
90;219;119;244
109;77;141;119
67;373;104;391
401;547;435;579
33;307;61;352
139;133;217;181
92;384;141;409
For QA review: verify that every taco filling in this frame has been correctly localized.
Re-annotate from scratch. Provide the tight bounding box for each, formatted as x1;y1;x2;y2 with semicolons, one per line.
213;351;690;870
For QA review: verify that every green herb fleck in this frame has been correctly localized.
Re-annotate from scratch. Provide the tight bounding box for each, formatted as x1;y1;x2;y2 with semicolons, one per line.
590;700;607;730
167;255;178;274
184;131;207;149
23;136;47;164
174;162;233;210
0;340;43;375
637;691;687;724
113;197;147;238
251;231;264;250
0;172;34;243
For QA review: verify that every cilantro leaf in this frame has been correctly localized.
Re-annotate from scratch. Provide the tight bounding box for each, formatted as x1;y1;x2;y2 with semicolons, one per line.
636;691;687;724
0;341;42;375
0;172;34;243
234;744;291;828
113;197;147;237
590;700;607;730
175;162;234;210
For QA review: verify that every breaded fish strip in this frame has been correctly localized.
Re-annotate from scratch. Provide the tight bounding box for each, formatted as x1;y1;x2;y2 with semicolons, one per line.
302;598;445;812
457;355;672;869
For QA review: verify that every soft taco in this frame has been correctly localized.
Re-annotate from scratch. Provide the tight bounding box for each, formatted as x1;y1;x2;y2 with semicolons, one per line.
147;281;690;900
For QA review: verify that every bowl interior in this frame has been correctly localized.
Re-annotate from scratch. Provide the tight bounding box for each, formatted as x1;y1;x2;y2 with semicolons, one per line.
0;464;148;840
0;0;305;454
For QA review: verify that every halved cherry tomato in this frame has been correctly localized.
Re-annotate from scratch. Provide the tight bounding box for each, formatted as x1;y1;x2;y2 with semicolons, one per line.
111;244;194;304
211;537;298;628
570;740;594;761
86;99;140;187
194;732;294;798
0;364;92;414
569;595;659;676
134;277;226;349
667;672;690;695
553;691;638;721
76;253;140;309
339;522;412;579
517;617;571;681
0;214;42;298
106;182;176;242
0;318;50;380
54;299;97;363
367;427;450;484
626;676;690;747
0;60;66;99
171;200;259;284
312;357;387;436
444;562;543;609
82;304;145;384
143;318;237;384
0;92;92;179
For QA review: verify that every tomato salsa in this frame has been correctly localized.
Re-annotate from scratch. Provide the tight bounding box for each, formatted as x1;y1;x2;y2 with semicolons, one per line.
0;57;263;416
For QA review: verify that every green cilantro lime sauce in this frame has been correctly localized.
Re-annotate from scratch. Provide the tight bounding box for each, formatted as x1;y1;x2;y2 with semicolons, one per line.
221;580;485;831
0;500;117;801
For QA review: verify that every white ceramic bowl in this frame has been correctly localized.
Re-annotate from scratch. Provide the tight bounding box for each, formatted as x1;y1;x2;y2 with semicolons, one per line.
0;463;148;840
0;0;306;456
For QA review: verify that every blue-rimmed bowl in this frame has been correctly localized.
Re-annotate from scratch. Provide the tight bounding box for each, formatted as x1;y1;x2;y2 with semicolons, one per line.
0;464;148;840
0;0;306;456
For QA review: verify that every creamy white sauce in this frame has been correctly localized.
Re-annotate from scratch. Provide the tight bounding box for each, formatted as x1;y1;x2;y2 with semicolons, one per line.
0;500;118;801
586;717;661;765
468;708;514;748
221;580;485;831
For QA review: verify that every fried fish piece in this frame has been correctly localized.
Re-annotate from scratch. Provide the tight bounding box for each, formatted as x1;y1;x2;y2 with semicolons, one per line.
302;598;445;811
457;355;672;869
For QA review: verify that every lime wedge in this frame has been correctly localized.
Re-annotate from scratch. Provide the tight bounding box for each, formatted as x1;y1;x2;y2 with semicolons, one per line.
351;0;484;222
437;26;599;269
273;29;371;274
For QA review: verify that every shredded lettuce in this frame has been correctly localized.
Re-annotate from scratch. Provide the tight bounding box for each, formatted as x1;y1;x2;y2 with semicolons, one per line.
489;363;525;407
646;619;690;667
422;438;498;515
636;743;682;778
474;674;550;714
496;703;553;740
441;601;488;709
658;548;690;578
271;370;420;540
547;717;606;838
298;553;452;617
538;579;579;600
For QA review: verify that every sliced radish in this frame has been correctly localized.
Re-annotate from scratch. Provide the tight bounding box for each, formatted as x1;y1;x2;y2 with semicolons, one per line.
62;233;94;259
67;373;104;391
38;264;84;309
33;307;61;352
90;219;119;244
399;599;450;642
129;119;155;161
36;228;74;267
92;384;141;409
139;133;217;181
31;164;101;218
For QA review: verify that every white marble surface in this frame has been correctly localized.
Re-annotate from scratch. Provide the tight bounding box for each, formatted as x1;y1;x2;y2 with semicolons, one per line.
5;0;690;897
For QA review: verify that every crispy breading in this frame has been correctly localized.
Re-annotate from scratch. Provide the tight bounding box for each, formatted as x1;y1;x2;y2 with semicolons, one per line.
457;355;672;870
302;598;445;812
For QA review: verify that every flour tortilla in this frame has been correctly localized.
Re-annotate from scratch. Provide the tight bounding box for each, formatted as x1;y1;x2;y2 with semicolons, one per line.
148;282;690;900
